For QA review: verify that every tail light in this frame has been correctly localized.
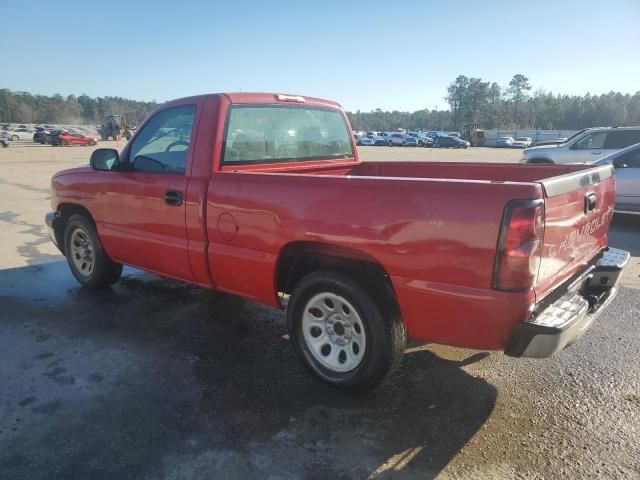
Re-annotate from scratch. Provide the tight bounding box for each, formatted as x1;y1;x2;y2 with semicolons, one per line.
493;199;545;291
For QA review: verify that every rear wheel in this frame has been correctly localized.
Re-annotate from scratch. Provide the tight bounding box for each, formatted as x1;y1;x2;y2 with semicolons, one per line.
64;214;122;288
60;139;68;147
11;135;18;141
287;270;406;392
387;141;393;147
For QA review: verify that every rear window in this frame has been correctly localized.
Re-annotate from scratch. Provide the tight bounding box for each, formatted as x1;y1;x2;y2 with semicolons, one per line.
222;105;354;165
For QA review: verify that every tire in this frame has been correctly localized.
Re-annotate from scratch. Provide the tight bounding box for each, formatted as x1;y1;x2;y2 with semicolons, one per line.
11;135;18;141
387;141;393;147
287;270;406;392
60;139;68;147
64;214;122;288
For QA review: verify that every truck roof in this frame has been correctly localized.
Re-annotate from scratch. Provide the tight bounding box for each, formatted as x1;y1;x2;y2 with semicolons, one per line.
163;93;343;110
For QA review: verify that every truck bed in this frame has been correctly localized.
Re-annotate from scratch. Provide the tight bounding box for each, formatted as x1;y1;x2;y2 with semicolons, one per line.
210;161;614;349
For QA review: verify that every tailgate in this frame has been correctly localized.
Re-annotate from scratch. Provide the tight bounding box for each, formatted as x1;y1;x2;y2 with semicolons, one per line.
535;165;616;301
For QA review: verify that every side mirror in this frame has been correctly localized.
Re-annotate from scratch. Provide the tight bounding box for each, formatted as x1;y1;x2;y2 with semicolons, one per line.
132;155;165;173
612;158;628;169
90;148;120;171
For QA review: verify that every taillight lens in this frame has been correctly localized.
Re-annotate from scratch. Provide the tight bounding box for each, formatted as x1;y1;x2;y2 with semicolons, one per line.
493;200;544;291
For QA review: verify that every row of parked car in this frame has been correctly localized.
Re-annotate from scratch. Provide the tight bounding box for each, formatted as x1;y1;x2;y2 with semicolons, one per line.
0;124;99;147
355;131;471;148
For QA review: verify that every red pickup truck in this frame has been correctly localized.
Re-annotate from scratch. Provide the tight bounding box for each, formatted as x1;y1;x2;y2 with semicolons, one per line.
46;93;629;391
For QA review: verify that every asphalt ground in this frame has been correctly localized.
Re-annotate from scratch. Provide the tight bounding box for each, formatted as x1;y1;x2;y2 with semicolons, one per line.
1;141;639;479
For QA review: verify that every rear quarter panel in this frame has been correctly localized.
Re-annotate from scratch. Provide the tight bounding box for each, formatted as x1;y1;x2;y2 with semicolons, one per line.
206;173;542;349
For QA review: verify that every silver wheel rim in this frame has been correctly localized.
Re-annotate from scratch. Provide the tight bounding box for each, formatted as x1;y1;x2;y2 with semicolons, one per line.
302;292;366;373
70;227;95;277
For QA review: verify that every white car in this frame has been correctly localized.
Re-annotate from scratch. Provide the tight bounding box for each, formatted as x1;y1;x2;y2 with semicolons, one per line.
6;127;35;141
387;133;407;146
511;137;532;148
495;136;514;147
355;134;375;146
521;126;640;164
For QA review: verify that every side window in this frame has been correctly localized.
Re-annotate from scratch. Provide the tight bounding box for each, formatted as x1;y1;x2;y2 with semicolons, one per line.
573;132;607;150
618;149;640;168
604;130;640;149
129;105;196;174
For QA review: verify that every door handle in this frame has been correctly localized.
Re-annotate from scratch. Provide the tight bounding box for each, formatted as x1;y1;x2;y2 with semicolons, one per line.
591;151;602;155
164;190;183;206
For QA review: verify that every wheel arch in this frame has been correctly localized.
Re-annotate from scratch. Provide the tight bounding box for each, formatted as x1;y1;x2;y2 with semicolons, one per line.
275;241;399;313
55;203;97;255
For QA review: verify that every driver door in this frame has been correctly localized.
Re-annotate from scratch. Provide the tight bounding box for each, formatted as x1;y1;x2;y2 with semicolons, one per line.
97;104;197;281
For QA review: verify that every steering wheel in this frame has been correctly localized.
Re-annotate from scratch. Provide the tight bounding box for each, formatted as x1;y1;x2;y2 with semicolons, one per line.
165;140;189;152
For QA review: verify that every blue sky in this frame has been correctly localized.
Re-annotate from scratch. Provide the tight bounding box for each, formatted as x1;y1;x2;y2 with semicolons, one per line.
3;0;639;112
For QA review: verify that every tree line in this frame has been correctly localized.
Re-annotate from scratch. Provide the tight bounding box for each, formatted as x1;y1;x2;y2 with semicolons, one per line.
0;89;158;125
2;77;640;132
348;74;640;132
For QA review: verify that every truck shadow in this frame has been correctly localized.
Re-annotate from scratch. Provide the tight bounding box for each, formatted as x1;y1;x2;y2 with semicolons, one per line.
0;262;496;480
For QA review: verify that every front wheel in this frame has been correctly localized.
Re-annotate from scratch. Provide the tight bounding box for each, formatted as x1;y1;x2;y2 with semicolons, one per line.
287;270;406;392
64;214;122;288
387;141;393;147
11;135;18;141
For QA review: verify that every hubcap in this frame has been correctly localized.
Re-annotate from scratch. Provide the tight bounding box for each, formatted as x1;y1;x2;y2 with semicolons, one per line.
302;293;366;372
70;228;95;277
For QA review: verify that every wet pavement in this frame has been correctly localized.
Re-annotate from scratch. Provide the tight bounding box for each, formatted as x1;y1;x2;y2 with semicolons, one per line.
1;144;639;478
1;259;639;479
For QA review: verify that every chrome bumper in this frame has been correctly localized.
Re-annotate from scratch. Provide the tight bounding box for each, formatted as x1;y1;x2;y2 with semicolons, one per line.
505;247;630;358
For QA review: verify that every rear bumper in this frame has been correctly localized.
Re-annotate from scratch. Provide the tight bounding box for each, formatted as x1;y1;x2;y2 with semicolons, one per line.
505;247;630;358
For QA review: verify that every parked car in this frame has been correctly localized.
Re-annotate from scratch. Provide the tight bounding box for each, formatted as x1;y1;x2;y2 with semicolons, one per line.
366;133;387;146
403;135;418;147
594;142;640;215
521;126;640;164
46;92;627;392
355;134;374;146
33;127;50;144
495;136;515;148
409;132;434;147
511;137;532;148
378;132;392;143
6;127;35;141
56;131;99;147
434;135;470;148
387;132;407;146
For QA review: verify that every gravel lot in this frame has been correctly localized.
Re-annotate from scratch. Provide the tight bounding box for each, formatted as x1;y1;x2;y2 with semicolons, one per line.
1;141;639;479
